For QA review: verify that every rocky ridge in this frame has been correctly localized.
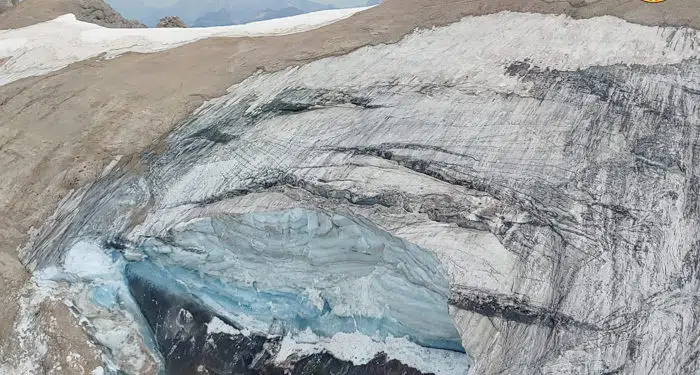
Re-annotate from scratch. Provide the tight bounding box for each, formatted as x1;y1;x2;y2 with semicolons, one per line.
0;0;18;14
77;0;145;28
156;15;186;28
0;0;145;28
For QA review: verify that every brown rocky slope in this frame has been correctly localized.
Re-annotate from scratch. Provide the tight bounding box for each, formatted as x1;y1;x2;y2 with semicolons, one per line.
0;0;145;28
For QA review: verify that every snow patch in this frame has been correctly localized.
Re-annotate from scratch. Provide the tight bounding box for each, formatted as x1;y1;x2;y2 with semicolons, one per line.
100;156;122;178
275;329;470;375
206;317;241;336
29;241;161;374
0;6;373;86
63;241;116;280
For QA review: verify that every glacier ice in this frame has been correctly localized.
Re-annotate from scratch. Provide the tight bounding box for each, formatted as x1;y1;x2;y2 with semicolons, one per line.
41;209;470;374
18;10;700;375
136;208;464;350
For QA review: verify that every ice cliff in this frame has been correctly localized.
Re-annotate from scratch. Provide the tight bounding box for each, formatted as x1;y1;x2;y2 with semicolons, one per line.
17;10;700;375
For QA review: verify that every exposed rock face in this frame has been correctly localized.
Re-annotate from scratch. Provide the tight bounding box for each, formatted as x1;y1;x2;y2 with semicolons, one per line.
18;11;700;375
0;0;19;14
156;15;186;28
0;0;146;29
78;0;146;28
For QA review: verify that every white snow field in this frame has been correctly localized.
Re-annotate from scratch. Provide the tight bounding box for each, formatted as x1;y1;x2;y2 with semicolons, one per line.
0;6;373;86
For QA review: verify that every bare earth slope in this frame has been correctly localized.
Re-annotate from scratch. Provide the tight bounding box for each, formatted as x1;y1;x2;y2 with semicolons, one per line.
1;0;700;373
0;0;145;28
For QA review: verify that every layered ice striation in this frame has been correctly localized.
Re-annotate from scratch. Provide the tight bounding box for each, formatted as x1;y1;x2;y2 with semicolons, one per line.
49;209;469;374
21;10;700;375
135;208;463;351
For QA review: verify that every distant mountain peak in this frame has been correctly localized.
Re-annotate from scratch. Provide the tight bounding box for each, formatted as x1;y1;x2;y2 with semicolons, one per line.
110;0;346;28
0;0;146;28
192;8;232;27
156;15;187;27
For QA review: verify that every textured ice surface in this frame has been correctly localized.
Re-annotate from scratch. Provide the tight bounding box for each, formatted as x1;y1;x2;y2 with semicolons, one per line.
63;241;117;280
20;10;700;375
276;330;470;375
37;210;469;373
137;208;462;350
31;240;164;373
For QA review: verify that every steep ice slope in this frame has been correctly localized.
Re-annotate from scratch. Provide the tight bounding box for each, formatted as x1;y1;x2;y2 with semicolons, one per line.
19;10;700;375
31;211;470;374
136;209;462;349
0;6;372;85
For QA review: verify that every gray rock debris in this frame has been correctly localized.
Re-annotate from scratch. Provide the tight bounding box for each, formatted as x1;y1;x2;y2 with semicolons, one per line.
0;0;146;28
156;15;187;28
78;0;145;28
0;0;19;13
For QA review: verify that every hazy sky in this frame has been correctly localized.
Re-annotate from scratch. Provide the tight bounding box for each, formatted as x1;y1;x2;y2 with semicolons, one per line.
108;0;376;26
134;0;369;8
303;0;370;6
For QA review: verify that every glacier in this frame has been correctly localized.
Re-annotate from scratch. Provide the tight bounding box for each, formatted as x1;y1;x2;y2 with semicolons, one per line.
38;210;471;374
133;208;464;351
16;10;700;375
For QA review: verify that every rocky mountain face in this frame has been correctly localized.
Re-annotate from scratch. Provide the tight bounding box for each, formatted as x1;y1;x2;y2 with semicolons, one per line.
192;8;232;27
0;0;19;13
156;15;186;28
192;6;313;27
0;0;146;28
14;9;700;375
78;0;145;28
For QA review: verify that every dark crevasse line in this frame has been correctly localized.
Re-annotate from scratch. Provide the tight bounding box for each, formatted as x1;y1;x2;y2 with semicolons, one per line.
449;286;599;331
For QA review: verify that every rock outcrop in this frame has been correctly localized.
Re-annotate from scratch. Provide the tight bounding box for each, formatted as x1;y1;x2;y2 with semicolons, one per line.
156;15;186;28
78;0;145;28
0;0;145;29
0;0;19;14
